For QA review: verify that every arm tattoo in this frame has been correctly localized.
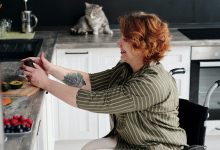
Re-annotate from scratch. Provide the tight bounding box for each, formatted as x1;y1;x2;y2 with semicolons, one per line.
63;72;86;88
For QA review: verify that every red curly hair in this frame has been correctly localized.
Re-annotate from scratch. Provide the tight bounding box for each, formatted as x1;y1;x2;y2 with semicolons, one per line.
119;11;170;64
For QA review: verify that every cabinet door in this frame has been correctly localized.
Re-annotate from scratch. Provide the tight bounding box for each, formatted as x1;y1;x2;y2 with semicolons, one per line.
89;47;121;72
205;120;220;149
55;49;99;140
160;46;191;99
89;47;121;137
206;120;220;136
33;103;44;150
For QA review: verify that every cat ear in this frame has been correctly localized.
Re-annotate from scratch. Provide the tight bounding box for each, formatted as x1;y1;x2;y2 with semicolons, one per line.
85;2;91;8
99;6;103;10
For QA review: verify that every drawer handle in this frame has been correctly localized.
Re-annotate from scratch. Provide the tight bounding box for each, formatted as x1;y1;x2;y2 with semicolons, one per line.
37;120;41;136
215;127;220;130
65;52;88;55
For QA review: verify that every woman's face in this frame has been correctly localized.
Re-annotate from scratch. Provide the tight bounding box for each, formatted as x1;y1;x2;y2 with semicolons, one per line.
117;36;144;65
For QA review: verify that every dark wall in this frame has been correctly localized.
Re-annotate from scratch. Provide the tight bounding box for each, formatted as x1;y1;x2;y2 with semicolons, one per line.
0;0;220;29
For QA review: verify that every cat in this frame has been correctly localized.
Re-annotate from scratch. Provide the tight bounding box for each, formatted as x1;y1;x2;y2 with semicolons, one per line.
70;2;113;35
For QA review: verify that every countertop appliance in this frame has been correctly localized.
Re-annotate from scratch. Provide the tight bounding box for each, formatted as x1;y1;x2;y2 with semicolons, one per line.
190;46;220;120
178;28;220;40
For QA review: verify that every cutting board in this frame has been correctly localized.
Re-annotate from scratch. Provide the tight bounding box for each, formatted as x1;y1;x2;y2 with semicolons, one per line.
1;80;40;97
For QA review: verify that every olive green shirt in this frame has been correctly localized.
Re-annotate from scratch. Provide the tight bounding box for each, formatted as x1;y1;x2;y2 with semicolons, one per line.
76;62;187;149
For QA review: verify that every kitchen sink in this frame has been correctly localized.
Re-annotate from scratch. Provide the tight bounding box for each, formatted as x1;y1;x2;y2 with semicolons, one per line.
178;28;220;40
0;38;43;61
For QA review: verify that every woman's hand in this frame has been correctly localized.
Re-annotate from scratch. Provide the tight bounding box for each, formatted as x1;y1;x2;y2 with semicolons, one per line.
22;62;49;90
22;52;52;74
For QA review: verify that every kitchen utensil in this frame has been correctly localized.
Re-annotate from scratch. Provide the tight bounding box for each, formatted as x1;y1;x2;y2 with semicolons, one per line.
21;11;38;33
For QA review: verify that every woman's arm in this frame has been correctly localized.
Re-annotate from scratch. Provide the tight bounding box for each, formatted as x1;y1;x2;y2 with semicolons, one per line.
76;73;172;114
46;78;79;107
48;61;125;91
23;63;79;107
48;63;91;91
22;53;91;91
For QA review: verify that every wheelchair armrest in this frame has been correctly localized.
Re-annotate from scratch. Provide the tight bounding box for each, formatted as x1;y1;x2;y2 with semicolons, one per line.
169;68;185;75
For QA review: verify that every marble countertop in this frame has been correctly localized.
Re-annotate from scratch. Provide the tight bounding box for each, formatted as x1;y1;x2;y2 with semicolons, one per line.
2;31;57;150
4;94;44;150
55;28;220;49
2;27;220;150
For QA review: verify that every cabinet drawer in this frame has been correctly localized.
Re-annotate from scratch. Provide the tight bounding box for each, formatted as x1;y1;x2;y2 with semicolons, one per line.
56;49;90;72
206;120;220;135
161;46;191;71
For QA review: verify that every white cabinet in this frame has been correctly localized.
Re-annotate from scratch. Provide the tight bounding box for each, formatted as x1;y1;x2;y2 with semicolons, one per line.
206;120;220;136
52;47;120;141
33;97;47;150
160;46;191;100
33;120;43;150
89;47;121;72
205;120;220;149
89;48;121;137
47;46;190;148
55;49;98;140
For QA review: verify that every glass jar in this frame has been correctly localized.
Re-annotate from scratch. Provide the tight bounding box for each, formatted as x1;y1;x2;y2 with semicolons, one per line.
0;19;12;37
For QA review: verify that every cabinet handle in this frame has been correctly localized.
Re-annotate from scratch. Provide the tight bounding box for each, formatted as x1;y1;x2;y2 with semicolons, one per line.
169;68;185;75
37;120;41;136
65;52;88;55
215;127;220;130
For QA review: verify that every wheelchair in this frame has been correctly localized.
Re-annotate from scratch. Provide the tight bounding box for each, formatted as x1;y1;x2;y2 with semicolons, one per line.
170;69;220;150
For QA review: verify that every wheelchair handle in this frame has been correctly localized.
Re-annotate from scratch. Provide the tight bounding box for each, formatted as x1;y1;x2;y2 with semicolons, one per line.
204;80;220;107
216;80;220;87
169;68;185;75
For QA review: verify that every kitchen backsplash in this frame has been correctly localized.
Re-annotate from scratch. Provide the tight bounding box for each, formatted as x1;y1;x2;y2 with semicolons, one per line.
0;0;220;29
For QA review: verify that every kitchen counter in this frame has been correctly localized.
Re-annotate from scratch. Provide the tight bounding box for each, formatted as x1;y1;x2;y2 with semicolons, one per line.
56;28;220;49
2;27;220;150
4;94;44;150
1;31;57;150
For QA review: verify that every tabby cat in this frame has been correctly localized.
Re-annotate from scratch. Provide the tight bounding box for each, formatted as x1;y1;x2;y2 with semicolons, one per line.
70;2;113;35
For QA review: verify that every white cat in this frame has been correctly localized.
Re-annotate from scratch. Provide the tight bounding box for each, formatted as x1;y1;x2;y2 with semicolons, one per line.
70;2;113;35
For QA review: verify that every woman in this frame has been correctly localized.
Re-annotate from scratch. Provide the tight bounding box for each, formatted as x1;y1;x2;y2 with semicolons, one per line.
22;11;187;149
